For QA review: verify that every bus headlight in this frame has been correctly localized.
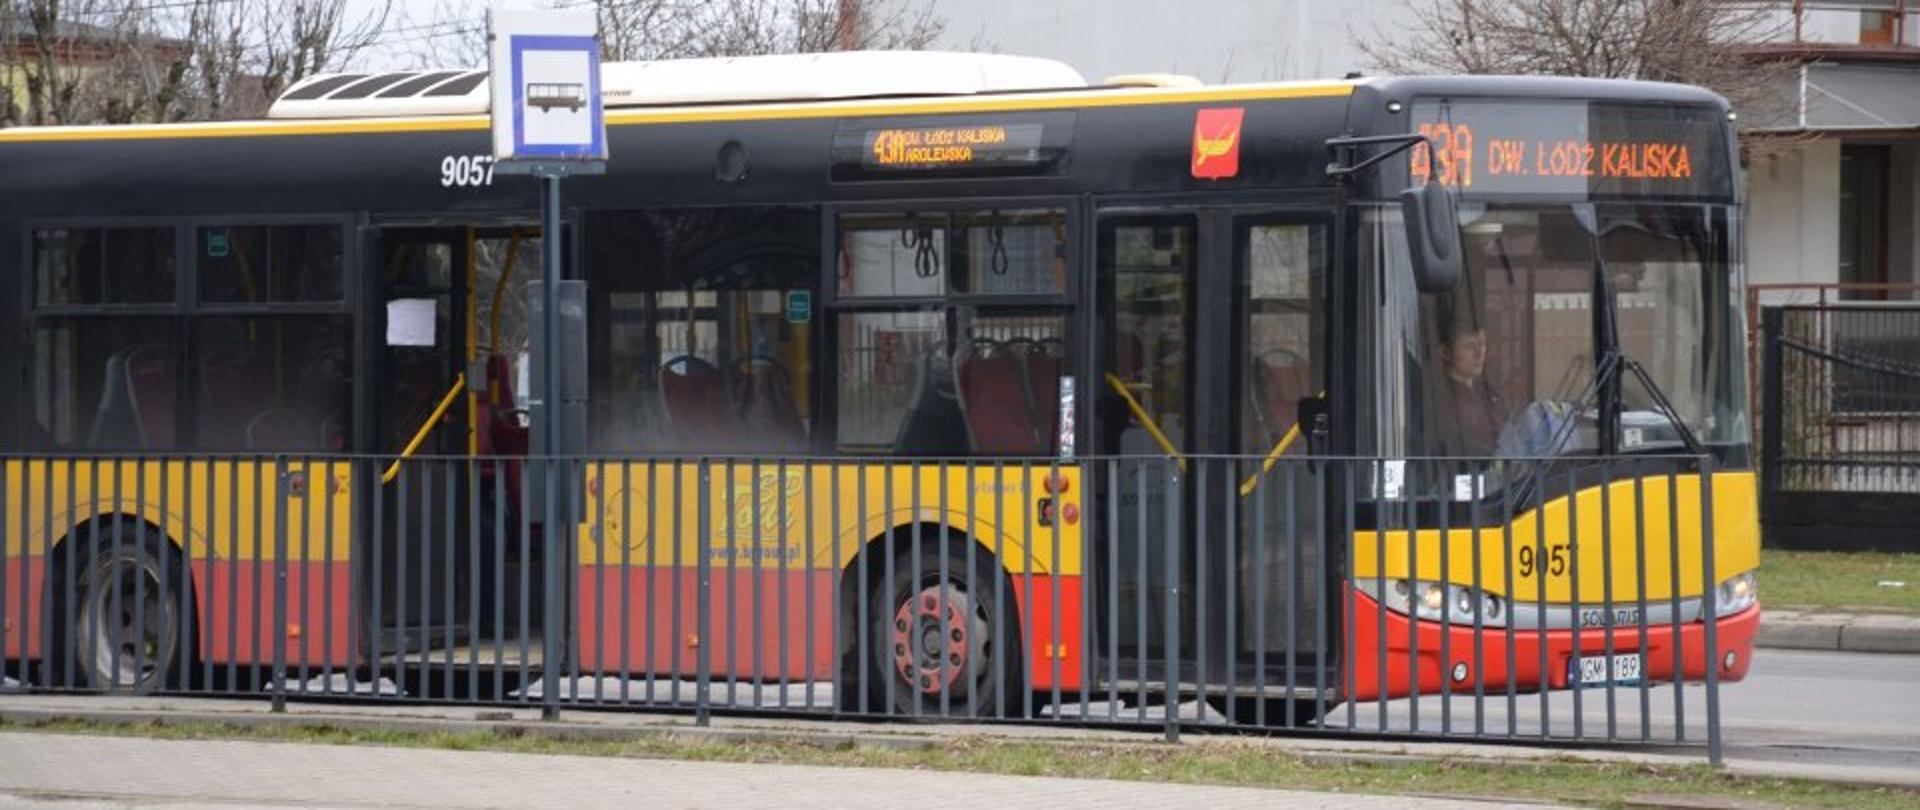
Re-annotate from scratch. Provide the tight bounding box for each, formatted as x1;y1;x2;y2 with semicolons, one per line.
1368;579;1507;627
1715;572;1757;615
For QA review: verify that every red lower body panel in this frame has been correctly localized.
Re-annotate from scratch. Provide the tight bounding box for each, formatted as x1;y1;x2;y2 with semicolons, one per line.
195;560;357;668
1011;574;1084;692
574;566;836;681
1;557;354;670
1;558;48;660
573;566;1086;692
1343;587;1759;702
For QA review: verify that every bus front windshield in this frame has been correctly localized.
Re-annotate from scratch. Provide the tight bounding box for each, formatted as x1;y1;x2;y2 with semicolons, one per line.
1362;203;1749;461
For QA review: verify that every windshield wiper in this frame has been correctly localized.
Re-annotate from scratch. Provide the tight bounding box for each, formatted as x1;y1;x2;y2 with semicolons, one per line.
1590;235;1705;458
1611;351;1706;457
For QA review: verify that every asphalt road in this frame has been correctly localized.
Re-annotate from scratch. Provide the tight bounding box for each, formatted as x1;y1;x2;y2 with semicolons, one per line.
1715;648;1920;777
1328;648;1920;781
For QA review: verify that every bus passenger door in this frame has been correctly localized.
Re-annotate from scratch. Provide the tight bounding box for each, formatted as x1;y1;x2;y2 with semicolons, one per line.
367;229;470;657
1091;208;1333;720
1092;213;1199;677
1225;211;1332;718
363;226;542;668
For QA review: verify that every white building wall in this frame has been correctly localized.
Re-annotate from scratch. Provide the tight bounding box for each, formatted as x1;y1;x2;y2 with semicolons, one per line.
1748;140;1844;296
928;0;1400;83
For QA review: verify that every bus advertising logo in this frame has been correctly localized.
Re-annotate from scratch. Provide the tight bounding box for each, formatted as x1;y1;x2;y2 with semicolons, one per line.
1192;107;1244;179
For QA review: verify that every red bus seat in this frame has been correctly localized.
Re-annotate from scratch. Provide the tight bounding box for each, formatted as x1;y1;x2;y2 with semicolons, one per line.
659;355;734;449
956;339;1042;454
477;354;528;504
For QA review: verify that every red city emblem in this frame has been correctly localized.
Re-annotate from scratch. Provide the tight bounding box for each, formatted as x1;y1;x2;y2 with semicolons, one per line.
1191;107;1245;179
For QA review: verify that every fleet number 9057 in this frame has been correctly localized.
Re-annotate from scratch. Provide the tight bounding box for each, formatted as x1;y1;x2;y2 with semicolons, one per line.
441;155;495;188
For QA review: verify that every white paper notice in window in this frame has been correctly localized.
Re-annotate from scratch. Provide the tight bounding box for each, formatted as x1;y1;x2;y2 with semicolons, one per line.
387;298;437;347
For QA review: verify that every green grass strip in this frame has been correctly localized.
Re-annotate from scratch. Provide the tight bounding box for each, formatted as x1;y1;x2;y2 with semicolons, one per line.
1760;550;1920;614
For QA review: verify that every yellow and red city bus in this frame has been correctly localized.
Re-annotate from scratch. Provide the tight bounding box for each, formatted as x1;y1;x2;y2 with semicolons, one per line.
0;53;1758;721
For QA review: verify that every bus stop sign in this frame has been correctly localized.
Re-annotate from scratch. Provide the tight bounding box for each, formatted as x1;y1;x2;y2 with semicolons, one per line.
489;5;606;164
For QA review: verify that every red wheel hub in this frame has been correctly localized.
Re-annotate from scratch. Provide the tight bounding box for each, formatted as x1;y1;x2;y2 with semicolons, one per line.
892;586;970;695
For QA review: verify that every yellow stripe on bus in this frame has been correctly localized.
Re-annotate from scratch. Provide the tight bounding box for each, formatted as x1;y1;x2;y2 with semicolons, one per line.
580;461;1084;577
1;459;355;565
1350;471;1761;603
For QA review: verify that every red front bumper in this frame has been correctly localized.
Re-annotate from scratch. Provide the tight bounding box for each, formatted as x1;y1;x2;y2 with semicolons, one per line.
1343;588;1759;702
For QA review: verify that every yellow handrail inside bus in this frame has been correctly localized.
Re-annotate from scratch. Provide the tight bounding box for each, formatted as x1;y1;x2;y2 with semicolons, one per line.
1238;423;1303;497
1103;372;1185;472
383;374;467;484
1237;390;1325;497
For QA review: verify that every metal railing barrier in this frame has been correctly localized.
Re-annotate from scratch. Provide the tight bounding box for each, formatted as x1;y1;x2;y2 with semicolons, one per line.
0;451;1743;763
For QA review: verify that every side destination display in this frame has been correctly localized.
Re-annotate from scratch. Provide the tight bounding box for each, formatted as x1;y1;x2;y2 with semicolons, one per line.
832;112;1074;180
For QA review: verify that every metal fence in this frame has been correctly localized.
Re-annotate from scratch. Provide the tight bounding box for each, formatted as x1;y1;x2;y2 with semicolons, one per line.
1760;304;1920;550
0;452;1736;760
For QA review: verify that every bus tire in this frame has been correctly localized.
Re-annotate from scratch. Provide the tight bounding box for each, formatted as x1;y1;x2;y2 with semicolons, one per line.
62;524;190;693
865;537;1023;719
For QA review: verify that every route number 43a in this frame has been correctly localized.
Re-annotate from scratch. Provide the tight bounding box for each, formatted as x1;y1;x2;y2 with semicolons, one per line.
1518;543;1570;578
441;155;495;188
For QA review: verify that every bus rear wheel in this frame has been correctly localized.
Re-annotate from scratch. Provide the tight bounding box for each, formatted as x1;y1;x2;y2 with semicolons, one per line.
866;542;1021;718
65;528;187;693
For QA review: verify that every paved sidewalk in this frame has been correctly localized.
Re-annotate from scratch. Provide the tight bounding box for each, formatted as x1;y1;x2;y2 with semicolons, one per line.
0;732;1551;810
1;691;1915;795
1757;609;1920;654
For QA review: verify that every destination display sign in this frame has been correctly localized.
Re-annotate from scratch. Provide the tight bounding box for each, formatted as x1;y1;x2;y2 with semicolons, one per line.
832;113;1071;180
867;123;1041;168
1406;100;1730;200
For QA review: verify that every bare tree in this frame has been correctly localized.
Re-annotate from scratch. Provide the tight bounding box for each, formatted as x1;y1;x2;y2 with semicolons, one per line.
1;0;391;127
1355;0;1795;125
255;0;390;105
404;0;945;68
1;0;131;125
579;0;946;62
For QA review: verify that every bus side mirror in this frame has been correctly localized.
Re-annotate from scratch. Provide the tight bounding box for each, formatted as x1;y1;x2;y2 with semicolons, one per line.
1399;181;1462;294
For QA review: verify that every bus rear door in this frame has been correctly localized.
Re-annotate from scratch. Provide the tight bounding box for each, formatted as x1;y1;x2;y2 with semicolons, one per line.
362;226;541;687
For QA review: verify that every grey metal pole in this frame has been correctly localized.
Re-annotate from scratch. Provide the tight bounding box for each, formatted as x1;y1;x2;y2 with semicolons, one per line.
541;171;564;722
1701;459;1723;767
272;459;290;713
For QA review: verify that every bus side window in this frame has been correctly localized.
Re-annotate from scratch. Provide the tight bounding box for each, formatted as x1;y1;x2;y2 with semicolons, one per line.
587;207;820;454
834;209;1072;457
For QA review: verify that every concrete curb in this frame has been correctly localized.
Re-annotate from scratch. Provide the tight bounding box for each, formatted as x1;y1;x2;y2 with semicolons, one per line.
1756;609;1920;654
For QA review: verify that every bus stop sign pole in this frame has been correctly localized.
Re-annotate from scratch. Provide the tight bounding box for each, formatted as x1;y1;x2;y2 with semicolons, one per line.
488;3;607;721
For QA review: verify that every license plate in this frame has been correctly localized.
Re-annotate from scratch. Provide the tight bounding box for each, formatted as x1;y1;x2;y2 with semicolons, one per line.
1569;653;1642;687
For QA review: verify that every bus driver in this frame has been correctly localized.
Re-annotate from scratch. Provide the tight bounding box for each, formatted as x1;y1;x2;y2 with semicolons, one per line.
1433;313;1510;458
